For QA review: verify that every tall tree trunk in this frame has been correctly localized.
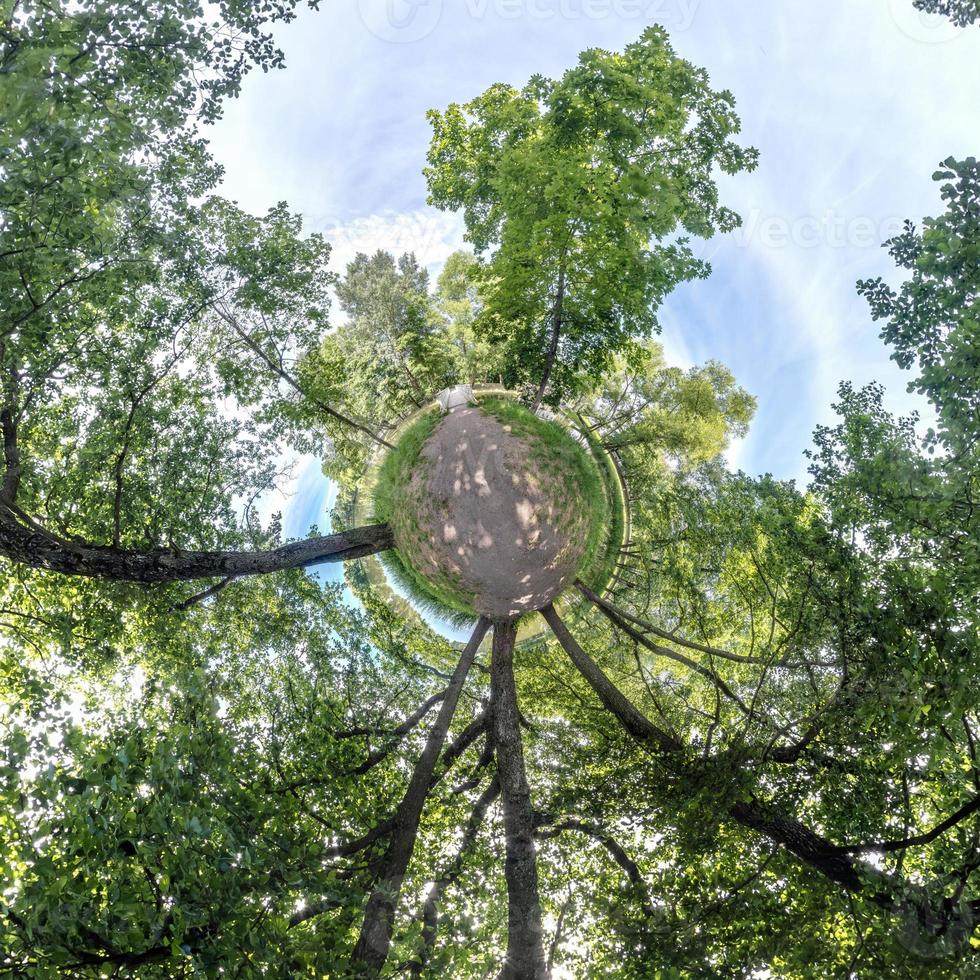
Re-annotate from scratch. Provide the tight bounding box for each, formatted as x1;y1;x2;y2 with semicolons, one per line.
0;510;394;582
350;617;492;976
531;264;566;413
542;605;680;753
1;406;21;502
541;606;894;904
491;619;549;980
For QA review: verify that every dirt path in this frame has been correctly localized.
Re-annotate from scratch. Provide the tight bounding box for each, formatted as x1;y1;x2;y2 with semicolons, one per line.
403;405;587;620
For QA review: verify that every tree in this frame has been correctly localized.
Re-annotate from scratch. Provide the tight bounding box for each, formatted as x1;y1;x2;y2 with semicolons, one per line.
0;2;395;593
913;0;980;25
5;6;980;978
431;250;504;387
574;340;757;463
425;27;758;408
311;248;505;483
335;251;437;411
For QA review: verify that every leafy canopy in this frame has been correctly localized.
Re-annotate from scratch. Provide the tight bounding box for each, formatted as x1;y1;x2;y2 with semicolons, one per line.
426;26;758;405
5;5;980;978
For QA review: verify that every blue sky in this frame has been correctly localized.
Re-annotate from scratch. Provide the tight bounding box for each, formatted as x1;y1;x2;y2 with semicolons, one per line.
212;0;978;561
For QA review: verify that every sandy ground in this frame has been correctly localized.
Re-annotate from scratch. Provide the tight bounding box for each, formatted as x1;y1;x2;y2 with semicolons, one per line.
401;405;588;620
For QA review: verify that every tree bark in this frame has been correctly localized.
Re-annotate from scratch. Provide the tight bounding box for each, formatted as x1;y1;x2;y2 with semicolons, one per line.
727;799;865;892
542;605;681;754
541;606;886;901
350;617;492;976
531;264;566;413
0;510;394;582
1;404;21;502
491;619;549;980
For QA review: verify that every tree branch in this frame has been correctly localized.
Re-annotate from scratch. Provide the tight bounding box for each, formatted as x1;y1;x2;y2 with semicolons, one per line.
535;818;654;917
409;777;501;977
839;792;980;856
576;580;834;669
542;604;681;754
580;587;751;717
350;617;492;976
345;690;447;777
215;304;394;450
0;510;394;582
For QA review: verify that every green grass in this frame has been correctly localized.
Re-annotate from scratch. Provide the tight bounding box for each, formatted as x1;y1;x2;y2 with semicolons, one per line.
371;406;479;627
575;418;627;597
476;395;613;592
372;406;441;528
370;394;627;630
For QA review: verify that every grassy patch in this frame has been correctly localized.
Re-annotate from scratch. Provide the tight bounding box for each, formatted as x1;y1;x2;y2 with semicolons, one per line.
477;395;612;590
372;407;442;527
370;395;627;630
576;420;627;596
371;407;479;626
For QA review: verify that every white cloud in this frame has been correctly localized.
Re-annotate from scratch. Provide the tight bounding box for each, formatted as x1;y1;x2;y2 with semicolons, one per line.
206;0;978;482
318;208;466;273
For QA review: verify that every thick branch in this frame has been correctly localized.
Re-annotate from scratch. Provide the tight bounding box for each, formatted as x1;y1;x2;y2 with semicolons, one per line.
440;708;491;774
326;818;397;860
0;511;394;582
542;607;873;895
728;799;866;893
345;690;447;777
171;575;238;612
542;604;681;754
839;792;980;856
289;897;343;929
491;619;549;980
350;617;492;976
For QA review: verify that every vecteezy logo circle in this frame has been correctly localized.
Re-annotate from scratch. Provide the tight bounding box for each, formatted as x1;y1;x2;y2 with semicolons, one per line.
888;0;966;44
357;0;443;43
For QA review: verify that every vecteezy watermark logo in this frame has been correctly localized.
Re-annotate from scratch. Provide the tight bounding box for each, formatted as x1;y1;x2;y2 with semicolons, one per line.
464;0;702;30
888;0;966;44
732;210;906;250
358;0;701;43
358;0;444;43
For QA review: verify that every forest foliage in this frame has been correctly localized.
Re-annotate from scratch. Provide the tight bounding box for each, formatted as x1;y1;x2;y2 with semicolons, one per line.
1;2;980;978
